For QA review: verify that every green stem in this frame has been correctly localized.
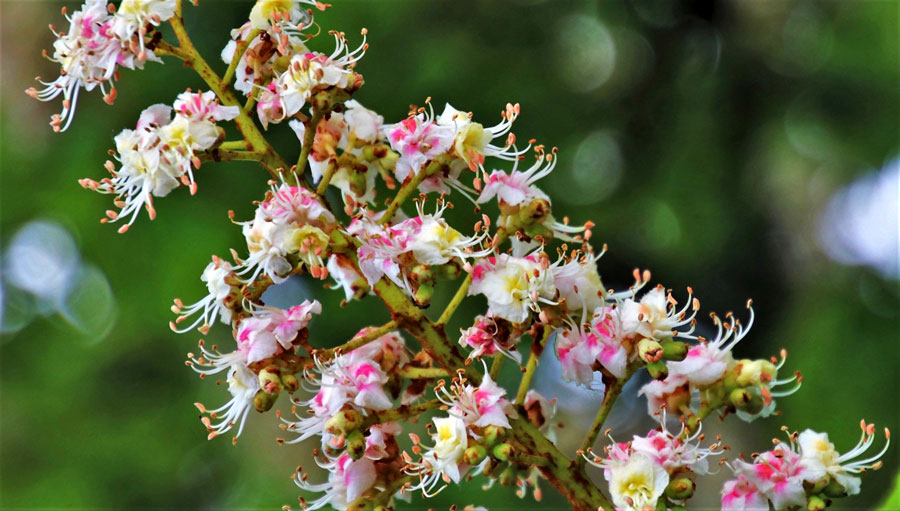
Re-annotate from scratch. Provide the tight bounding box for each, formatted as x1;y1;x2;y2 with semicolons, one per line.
435;272;472;326
577;371;631;468
362;399;442;427
313;319;399;360
514;325;550;405
378;160;441;225
198;148;265;163
162;13;294;183
489;354;505;380
396;366;448;379
218;140;249;151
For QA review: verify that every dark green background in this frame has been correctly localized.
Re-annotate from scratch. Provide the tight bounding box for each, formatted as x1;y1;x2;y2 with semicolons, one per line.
1;1;898;509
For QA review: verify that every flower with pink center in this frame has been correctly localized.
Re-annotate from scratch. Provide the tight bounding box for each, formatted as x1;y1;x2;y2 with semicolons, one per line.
384;110;456;183
173;90;240;123
440;372;516;430
458;315;521;363
364;422;402;460
733;444;808;510
27;0;163;132
285;341;396;444
555;305;628;386
630;413;722;475
721;474;769;511
234;300;321;364
294;452;377;511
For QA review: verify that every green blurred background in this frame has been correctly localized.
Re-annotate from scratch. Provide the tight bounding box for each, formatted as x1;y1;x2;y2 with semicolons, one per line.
2;0;898;509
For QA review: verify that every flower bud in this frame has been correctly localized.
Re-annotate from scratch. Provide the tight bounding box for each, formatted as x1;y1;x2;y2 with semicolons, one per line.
483;425;505;447
499;465;517;486
346;430;366;460
464;445;488;465
661;340;688;361
730;388;764;415
807;495;828;511
736;359;776;387
647;360;669;380
258;367;282;395
324;409;364;435
280;373;300;393
666;477;695;500
253;389;277;412
492;443;513;462
413;281;434;307
638;338;664;364
823;476;850;498
805;476;829;495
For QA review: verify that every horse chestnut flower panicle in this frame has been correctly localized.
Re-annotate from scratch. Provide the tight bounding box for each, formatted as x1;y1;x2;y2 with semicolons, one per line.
28;1;890;510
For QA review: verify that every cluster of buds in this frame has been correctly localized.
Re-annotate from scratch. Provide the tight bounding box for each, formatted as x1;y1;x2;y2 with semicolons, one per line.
29;1;891;511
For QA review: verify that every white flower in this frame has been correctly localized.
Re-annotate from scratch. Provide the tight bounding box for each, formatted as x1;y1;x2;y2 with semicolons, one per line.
190;360;259;441
429;416;469;483
468;253;556;323
170;256;236;334
436;102;523;171
27;0;158;131
343;99;384;144
667;302;753;386
111;0;177;58
294;453;377;511
797;423;891;496
619;285;698;340
606;453;669;511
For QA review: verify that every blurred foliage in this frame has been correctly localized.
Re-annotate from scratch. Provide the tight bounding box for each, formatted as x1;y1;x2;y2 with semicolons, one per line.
1;0;898;510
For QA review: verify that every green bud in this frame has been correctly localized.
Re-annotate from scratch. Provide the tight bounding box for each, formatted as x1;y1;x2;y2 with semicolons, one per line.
805;476;830;495
253;389;276;412
647;360;669;380
258;367;282;395
413;282;434;307
483;425;504;447
736;359;776;387
661;340;689;361
807;495;827;511
492;443;513;462
347;430;366;460
730;388;764;415
638;338;664;364
499;465;517;486
324;409;364;435
666;477;696;500
823;477;850;498
280;373;300;393
463;445;487;465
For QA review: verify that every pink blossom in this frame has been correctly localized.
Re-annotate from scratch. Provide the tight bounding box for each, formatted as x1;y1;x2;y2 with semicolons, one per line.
721;474;769;511
384;114;455;183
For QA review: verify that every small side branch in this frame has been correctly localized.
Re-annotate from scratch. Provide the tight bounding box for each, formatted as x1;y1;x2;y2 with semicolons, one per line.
514;325;551;405
435;273;472;326
576;370;630;468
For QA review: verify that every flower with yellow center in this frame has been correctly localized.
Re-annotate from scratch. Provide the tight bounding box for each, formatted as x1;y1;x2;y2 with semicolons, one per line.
429;416;468;483
607;453;669;510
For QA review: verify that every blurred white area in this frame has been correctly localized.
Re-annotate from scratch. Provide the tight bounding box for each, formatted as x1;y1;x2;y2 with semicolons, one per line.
1;219;116;340
554;15;616;93
818;159;900;279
